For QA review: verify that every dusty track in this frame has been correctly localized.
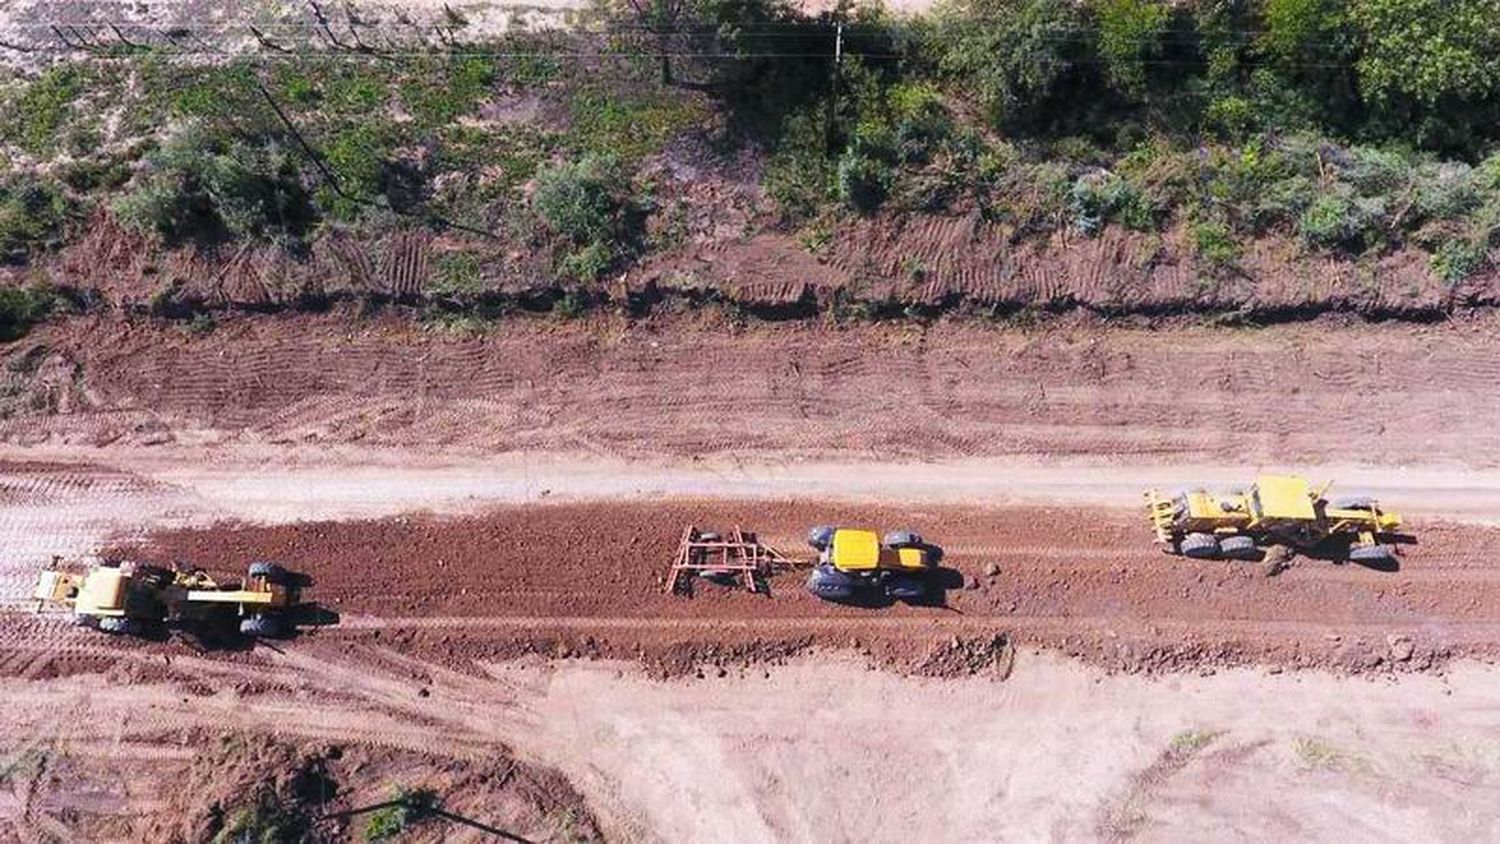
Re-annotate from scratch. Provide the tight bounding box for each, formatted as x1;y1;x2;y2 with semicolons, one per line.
6;313;1500;468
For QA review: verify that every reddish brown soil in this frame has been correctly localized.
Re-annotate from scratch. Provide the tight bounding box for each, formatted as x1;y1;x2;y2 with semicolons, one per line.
21;211;1500;317
6;311;1500;468
104;500;1500;678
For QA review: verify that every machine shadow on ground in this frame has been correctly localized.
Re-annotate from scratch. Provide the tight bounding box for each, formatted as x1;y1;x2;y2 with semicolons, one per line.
172;601;341;651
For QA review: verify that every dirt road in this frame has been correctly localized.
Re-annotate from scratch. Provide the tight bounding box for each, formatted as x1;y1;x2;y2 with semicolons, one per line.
4;311;1500;840
2;450;1500;839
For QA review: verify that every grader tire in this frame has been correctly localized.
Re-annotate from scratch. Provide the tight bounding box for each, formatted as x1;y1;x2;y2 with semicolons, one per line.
1179;533;1221;559
883;531;923;549
807;525;836;551
248;561;290;584
97;617;145;636
1332;496;1376;511
1219;535;1260;560
1348;544;1397;565
240;614;287;639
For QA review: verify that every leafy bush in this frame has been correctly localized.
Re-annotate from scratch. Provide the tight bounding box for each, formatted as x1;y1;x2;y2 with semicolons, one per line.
113;122;314;244
0;284;60;342
210;793;301;844
1351;0;1500;106
558;241;613;282
764;107;835;222
1429;238;1486;282
1192;220;1240;267
888;82;953;162
836;149;894;214
363;786;438;842
1068;170;1142;234
1339;146;1410;195
931;0;1091;130
1092;0;1171;95
533;154;628;244
8;66;85;154
1413;162;1479;220
1298;190;1363;249
1204;96;1254;139
0;180;70;259
532;154;636;280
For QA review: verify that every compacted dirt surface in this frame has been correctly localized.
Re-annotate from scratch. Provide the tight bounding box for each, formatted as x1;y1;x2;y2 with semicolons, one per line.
6;312;1500;467
93;500;1500;677
3;312;1500;840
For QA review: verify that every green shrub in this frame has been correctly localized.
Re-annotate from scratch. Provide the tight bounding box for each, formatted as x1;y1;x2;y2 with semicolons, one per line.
0;284;60;342
1299;189;1370;250
1351;0;1500;106
1413;162;1479;220
0;180;70;258
888;82;953;162
113;122;314;243
1430;238;1486;282
1478;153;1500;191
363;786;439;842
322;123;392;220
1069;170;1140;234
9;66;85;153
1260;0;1344;62
764;107;835;221
931;0;1090;130
533;154;636;280
429;251;485;298
1191;219;1240;266
1092;0;1171;96
1205;96;1254;140
210;793;300;844
836;150;894;213
1341;146;1411;195
558;241;613;282
533;154;628;245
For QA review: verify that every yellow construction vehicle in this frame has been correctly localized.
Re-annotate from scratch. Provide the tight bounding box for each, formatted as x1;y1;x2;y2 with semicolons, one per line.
34;558;306;638
805;525;934;601
1145;474;1403;564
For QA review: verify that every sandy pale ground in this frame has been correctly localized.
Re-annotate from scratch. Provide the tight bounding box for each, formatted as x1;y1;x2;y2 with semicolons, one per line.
3;647;1498;841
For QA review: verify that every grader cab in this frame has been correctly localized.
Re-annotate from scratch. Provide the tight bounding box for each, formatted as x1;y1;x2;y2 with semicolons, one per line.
1145;474;1403;565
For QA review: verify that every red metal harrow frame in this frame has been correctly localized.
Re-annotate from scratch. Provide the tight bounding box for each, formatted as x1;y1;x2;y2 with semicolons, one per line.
664;525;802;595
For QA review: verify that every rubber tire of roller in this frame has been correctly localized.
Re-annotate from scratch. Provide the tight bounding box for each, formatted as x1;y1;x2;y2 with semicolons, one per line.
1179;533;1221;559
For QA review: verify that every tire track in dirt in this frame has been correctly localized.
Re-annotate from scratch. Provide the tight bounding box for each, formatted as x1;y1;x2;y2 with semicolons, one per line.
7;315;1500;467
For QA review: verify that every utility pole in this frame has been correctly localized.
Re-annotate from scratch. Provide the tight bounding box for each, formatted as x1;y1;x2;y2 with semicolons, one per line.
824;18;844;153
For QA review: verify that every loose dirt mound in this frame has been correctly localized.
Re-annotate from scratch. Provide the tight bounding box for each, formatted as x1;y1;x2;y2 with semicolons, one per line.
7;312;1500;468
106;500;1500;678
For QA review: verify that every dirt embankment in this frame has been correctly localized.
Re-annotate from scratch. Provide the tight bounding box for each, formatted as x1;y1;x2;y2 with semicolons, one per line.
6;311;1500;468
99;500;1500;678
16;211;1500;322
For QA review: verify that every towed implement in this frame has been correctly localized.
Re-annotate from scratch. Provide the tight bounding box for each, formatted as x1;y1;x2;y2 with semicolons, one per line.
1145;474;1404;564
35;558;309;638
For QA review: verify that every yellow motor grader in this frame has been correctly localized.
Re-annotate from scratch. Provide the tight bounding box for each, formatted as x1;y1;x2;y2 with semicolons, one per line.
34;558;305;638
1145;474;1403;564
